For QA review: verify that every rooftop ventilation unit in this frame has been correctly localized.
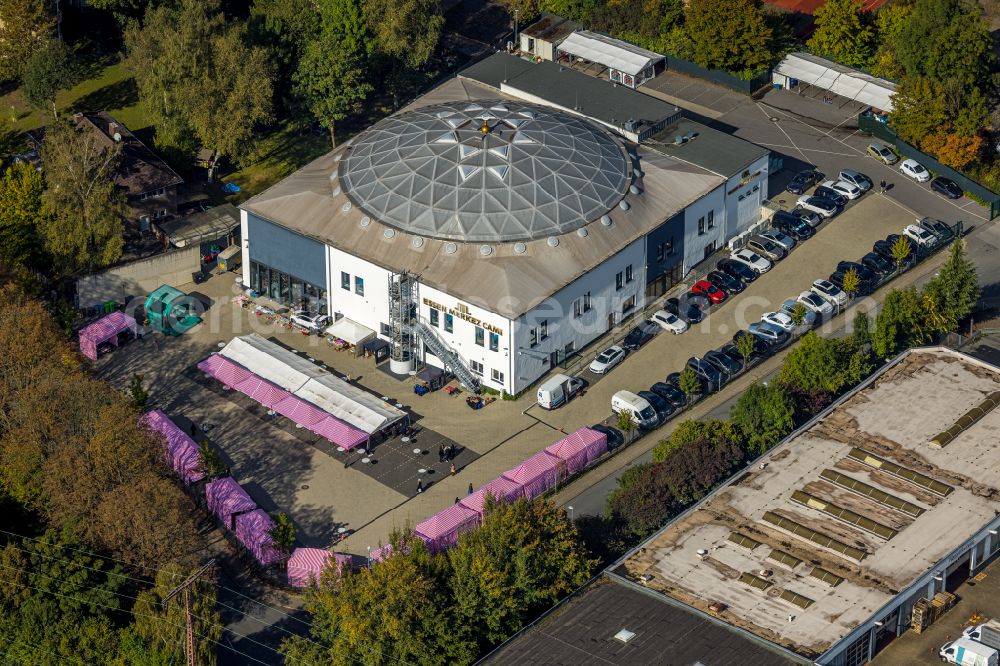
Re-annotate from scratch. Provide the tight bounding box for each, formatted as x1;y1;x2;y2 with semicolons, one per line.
727;532;761;550
809;567;844;587
739;572;772;590
767;549;803;569
779;589;815;610
673;134;686;145
614;629;636;643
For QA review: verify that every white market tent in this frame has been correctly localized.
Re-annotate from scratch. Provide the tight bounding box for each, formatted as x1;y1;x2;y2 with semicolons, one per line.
557;30;663;87
325;317;375;346
218;334;405;434
773;52;897;111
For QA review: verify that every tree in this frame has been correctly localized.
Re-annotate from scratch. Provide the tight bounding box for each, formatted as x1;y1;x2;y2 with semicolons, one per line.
920;129;984;170
678;367;702;403
870;3;911;78
616;409;638;443
0;163;46;271
807;0;874;68
126;374;149;410
890;234;912;267
890;77;947;145
735;331;757;369
196;439;227;479
730;383;796;454
283;539;474;666
38;120;124;273
0;0;56;82
270;512;297;555
871;286;927;358
841;268;862;298
495;0;539;26
894;0;992;89
850;310;871;352
683;0;773;75
365;0;443;70
449;497;594;647
925;240;979;329
21;39;73;117
657;436;744;504
605;462;676;537
125;0;274;161
652;419;739;462
295;29;373;146
789;302;808;327
249;0;321;77
778;331;852;395
540;0;598;24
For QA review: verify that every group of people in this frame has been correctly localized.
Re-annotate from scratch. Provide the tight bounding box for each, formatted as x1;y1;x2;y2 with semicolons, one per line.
438;444;457;463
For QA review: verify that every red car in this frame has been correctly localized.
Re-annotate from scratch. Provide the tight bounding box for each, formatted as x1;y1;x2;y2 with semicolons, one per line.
691;279;727;304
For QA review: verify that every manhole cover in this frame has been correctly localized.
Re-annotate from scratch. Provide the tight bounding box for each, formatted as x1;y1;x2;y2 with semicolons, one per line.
770;117;779;122
301;484;309;490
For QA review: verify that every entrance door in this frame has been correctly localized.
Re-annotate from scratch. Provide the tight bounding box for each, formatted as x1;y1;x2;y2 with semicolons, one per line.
550;350;559;368
607;312;616;331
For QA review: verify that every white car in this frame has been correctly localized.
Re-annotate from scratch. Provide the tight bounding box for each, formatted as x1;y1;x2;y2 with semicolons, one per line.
821;179;862;200
811;279;848;307
589;345;626;374
899;159;931;183
730;248;772;274
761;311;795;332
797;290;834;316
903;223;937;246
780;298;817;328
796;195;838;218
290;310;331;333
760;229;796;251
652;309;689;334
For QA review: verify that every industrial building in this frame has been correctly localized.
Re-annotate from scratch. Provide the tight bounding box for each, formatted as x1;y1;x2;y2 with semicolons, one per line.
238;53;768;395
611;347;1000;665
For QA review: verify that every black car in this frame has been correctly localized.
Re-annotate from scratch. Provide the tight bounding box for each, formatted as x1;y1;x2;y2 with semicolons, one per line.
719;342;753;367
622;320;659;351
665;372;682;388
650;382;686;407
919;217;956;242
717;258;758;284
591;424;625;450
638;390;675;421
861;252;894;277
704;349;742;378
813;186;848;208
829;270;872;296
771;211;815;240
733;330;774;356
664;297;703;324
707;270;745;295
836;261;877;285
785;169;822;195
873;234;916;264
931;176;963;199
687;356;722;392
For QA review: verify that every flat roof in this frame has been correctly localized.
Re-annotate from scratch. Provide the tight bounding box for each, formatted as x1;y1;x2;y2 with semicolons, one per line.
461;54;679;136
617;348;1000;660
521;14;580;43
483;577;804;665
240;75;722;320
156;203;240;247
648;116;770;177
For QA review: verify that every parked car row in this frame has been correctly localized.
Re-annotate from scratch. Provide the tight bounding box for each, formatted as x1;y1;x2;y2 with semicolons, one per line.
867;141;965;199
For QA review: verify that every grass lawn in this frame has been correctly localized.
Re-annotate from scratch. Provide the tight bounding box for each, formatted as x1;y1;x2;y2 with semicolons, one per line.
223;120;330;202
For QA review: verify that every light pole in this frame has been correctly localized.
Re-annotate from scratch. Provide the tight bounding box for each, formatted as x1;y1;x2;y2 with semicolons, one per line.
366;546;371;569
567;505;574;521
513;9;519;51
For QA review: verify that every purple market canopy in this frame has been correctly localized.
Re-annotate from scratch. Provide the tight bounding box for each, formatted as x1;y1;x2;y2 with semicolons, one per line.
234;509;283;566
415;504;480;552
287;548;352;587
544;427;608;476
502;451;565;500
205;477;256;527
139;409;204;484
460;476;525;516
79;311;138;360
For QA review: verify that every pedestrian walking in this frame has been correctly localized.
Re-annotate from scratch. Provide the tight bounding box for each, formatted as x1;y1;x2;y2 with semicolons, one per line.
879;179;886;194
417;480;424;493
438;445;444;463
467;483;474;496
450;463;457;476
189;423;197;438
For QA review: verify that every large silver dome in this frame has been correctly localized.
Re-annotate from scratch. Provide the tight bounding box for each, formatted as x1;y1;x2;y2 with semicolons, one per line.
339;101;630;243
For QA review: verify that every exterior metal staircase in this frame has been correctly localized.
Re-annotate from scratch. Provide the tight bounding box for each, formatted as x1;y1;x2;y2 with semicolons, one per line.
413;321;480;393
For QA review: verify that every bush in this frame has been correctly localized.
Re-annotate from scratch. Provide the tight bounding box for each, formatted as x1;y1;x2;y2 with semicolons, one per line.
730;383;796;455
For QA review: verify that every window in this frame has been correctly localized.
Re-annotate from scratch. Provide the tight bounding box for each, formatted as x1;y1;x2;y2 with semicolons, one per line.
625;264;633;283
475;326;484;347
564;341;575;355
354;276;364;296
573;299;582;318
444;313;453;333
584;292;592;312
656;243;665;263
489;332;499;352
540;320;548;340
491;368;504;383
666;237;674;256
430;308;439;327
615;271;624;290
529;327;538;347
622;295;636;313
707;210;715;228
341;272;350;290
698;216;706;235
380;323;391;336
470;360;484;375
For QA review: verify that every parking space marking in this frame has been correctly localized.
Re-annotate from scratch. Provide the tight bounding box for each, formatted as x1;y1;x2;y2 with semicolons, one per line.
756;102;809;162
758;142;857;157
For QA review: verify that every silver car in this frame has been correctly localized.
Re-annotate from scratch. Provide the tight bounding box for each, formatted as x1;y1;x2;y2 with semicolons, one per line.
760;229;796;251
839;169;873;192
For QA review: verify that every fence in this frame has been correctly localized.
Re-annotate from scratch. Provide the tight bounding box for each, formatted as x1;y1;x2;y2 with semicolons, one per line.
663;55;772;95
858;115;1000;220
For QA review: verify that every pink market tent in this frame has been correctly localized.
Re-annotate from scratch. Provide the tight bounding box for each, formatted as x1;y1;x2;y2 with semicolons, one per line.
369;543;393;563
287;548;352;587
460;476;525;516
544;427;609;476
79;311;138;361
205;477;256;527
197;353;369;450
234;509;283;566
139;410;205;484
502;451;565;500
415;504;480;552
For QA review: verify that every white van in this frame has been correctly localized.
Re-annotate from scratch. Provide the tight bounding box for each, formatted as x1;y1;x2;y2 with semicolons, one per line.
536;374;585;410
940;637;999;666
611;390;658;429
